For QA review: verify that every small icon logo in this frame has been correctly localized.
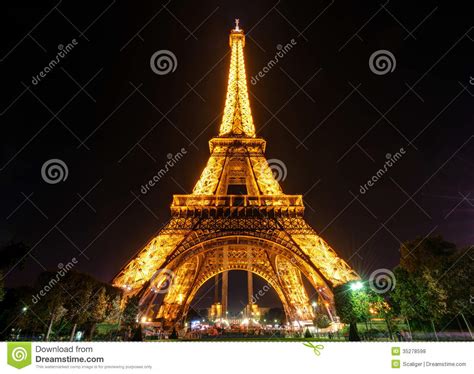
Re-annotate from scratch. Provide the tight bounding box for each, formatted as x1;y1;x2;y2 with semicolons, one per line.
265;159;288;182
392;347;400;356
41;158;69;184
392;359;400;369
369;268;396;294
7;342;32;369
150;50;178;75
303;341;324;356
148;268;175;294
369;50;396;75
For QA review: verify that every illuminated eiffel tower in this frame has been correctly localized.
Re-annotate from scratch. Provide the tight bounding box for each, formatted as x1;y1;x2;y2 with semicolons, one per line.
113;20;358;328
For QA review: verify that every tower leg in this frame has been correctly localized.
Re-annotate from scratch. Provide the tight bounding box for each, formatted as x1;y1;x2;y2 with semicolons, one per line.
247;271;253;306
221;271;228;317
214;274;219;304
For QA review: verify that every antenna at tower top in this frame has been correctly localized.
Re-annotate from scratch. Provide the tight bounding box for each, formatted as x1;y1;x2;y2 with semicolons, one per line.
234;18;240;31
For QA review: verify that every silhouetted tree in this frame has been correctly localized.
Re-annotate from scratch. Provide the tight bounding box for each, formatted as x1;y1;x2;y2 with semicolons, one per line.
0;242;30;305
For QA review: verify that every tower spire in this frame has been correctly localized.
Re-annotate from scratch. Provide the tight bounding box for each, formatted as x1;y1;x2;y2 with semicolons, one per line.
219;20;256;137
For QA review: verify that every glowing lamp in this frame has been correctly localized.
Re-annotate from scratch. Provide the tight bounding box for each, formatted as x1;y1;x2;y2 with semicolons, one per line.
350;281;363;291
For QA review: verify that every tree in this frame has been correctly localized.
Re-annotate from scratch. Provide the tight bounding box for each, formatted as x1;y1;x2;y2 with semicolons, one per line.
0;287;35;340
59;272;121;341
443;248;473;314
121;295;140;340
62;273;94;341
334;281;371;341
440;247;474;335
30;271;69;341
390;236;461;338
85;287;108;340
368;292;396;339
122;295;140;326
400;236;456;272
0;242;30;270
315;314;331;329
105;295;123;324
391;267;447;328
0;242;30;304
1;268;121;341
265;307;285;324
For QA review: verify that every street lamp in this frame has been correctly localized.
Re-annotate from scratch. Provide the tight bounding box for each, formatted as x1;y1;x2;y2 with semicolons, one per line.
311;301;317;308
22;306;28;313
350;281;364;291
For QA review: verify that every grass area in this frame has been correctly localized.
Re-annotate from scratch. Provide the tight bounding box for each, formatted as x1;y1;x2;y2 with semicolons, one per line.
95;323;120;335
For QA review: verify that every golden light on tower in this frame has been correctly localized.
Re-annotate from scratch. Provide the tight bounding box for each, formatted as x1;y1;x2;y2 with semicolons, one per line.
219;19;255;137
112;21;359;329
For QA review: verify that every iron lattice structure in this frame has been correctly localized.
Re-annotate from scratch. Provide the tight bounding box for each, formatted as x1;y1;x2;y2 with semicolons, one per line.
113;23;359;327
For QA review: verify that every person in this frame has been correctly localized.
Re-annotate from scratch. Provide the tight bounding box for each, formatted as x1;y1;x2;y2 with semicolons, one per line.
397;330;404;341
170;328;178;339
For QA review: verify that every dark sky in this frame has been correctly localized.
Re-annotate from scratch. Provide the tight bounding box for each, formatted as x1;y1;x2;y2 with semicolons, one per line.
1;0;473;310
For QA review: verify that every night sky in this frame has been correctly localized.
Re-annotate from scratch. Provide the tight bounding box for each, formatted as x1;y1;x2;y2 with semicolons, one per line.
1;0;473;311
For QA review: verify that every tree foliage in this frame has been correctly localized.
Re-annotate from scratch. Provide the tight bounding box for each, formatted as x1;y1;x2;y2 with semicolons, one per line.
0;270;122;341
399;236;456;272
315;314;331;329
442;247;474;317
0;242;30;270
334;281;372;341
0;242;31;304
122;295;140;328
390;236;466;328
391;267;447;324
334;282;371;324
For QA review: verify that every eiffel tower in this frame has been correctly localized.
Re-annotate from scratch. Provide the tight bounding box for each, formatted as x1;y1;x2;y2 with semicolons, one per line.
113;20;359;328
